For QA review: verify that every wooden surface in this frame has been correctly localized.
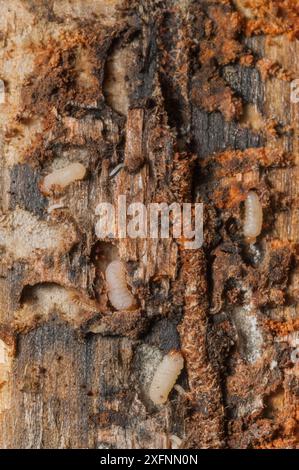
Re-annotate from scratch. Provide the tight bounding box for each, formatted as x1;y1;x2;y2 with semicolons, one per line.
0;0;298;448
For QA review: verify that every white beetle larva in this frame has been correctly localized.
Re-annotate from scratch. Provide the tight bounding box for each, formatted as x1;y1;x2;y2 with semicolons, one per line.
41;162;86;195
149;350;184;405
169;435;183;449
105;260;136;311
243;190;263;244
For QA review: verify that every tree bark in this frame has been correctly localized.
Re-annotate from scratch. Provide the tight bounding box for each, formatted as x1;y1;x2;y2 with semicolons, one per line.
0;0;298;449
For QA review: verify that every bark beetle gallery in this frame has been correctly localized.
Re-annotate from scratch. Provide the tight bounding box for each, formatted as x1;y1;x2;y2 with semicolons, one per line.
0;0;298;449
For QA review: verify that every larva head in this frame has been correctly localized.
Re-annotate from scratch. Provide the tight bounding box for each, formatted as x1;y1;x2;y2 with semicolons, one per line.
168;350;184;367
245;236;257;244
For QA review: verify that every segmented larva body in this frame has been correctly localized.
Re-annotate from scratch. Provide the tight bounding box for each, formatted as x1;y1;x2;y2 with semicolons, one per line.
169;435;183;449
105;260;136;310
243;190;263;244
41;163;86;195
69;291;101;313
149;351;184;405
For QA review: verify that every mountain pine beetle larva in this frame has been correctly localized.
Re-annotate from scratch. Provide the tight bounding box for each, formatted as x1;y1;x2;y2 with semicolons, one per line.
105;260;136;310
169;435;183;449
40;163;86;195
243;190;263;244
149;350;184;405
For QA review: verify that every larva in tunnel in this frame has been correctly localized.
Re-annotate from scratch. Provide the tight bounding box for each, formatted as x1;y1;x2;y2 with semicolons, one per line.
105;260;136;311
149;351;184;405
243;190;263;244
40;162;86;195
